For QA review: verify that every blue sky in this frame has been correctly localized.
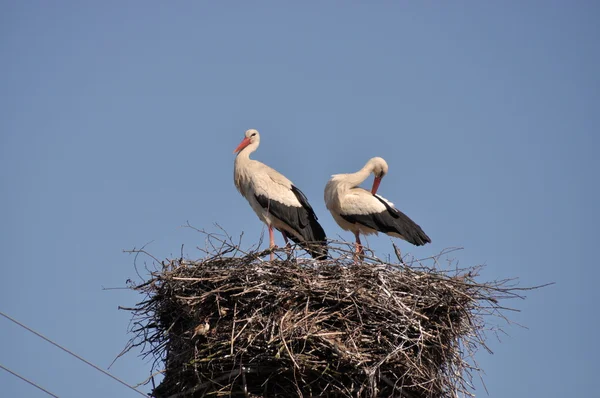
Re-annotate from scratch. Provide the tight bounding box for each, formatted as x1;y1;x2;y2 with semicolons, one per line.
1;2;598;397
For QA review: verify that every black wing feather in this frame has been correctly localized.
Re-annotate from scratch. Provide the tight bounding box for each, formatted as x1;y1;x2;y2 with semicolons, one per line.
254;185;328;259
340;195;431;246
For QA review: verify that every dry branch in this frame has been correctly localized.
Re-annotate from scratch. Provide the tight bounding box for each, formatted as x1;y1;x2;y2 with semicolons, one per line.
120;231;544;398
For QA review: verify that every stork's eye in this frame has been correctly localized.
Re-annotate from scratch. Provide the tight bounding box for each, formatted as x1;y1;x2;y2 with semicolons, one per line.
251;133;257;137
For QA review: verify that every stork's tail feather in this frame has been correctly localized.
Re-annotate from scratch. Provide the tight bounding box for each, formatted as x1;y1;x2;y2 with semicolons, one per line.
304;238;329;260
283;218;329;260
283;236;328;260
406;228;431;246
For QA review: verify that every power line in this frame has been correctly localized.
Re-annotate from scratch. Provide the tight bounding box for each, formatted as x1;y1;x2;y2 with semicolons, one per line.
0;362;60;398
0;311;147;397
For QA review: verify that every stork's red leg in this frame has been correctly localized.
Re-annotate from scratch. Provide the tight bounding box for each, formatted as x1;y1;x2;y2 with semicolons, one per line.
354;231;362;253
268;225;276;260
354;232;364;262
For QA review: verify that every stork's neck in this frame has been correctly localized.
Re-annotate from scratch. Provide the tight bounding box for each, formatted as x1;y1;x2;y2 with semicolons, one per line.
341;163;373;189
234;141;260;197
234;141;259;165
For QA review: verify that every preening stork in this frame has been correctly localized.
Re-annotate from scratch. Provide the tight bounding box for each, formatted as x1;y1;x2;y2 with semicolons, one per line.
233;129;328;260
324;157;430;258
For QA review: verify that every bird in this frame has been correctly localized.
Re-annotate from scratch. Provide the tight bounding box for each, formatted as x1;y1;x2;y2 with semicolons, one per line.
233;129;328;260
324;157;430;259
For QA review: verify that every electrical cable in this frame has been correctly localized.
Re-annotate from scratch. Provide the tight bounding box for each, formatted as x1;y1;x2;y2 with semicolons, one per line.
0;311;146;397
0;362;60;398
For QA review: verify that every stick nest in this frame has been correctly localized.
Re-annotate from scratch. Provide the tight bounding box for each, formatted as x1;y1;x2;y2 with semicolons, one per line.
121;232;534;398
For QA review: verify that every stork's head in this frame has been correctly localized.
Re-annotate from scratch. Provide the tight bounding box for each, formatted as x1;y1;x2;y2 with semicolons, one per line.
367;157;389;194
233;129;260;154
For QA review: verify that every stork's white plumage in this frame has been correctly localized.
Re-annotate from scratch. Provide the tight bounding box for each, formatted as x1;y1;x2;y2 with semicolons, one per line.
324;157;430;257
233;129;327;260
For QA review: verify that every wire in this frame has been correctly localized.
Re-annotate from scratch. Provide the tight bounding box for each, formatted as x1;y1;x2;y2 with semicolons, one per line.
0;311;147;397
0;363;60;398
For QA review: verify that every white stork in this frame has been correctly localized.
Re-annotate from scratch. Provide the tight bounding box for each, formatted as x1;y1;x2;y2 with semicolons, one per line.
233;129;328;260
324;157;430;258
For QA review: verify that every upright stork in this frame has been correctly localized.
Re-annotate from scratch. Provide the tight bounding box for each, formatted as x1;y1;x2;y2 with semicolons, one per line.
233;129;327;260
324;157;430;258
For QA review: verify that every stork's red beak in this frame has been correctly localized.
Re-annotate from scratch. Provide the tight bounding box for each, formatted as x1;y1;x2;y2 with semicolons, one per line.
233;137;251;154
371;176;382;195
